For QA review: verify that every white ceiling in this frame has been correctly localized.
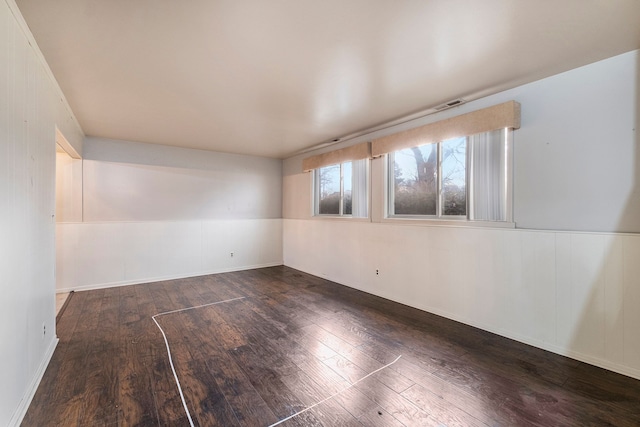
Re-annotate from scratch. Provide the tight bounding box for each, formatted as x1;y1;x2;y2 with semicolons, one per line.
16;0;640;159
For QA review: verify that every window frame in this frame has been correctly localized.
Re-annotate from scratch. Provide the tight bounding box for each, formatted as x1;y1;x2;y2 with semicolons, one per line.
313;159;369;218
387;137;468;220
386;128;513;224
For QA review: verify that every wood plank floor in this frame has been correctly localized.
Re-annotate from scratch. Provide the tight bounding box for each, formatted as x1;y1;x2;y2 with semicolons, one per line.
23;266;640;426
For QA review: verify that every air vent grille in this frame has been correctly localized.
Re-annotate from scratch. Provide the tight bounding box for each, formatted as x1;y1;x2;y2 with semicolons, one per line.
434;99;465;111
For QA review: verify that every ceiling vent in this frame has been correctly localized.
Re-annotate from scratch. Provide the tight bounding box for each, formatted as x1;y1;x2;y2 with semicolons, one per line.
434;98;465;111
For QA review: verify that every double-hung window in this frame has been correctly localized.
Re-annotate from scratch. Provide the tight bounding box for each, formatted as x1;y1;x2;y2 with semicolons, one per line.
314;159;368;217
388;128;511;222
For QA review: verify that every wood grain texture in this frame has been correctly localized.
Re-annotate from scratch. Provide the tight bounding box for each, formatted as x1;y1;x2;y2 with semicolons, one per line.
23;266;640;426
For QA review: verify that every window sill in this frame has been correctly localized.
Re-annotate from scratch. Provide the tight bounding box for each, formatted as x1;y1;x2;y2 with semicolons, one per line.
312;215;371;223
382;216;515;229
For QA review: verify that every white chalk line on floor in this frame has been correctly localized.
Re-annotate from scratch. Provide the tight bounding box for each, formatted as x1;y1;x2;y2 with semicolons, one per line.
153;295;402;427
152;296;246;427
268;355;402;427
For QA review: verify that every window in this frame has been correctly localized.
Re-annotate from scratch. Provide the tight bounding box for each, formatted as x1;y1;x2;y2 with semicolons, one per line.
388;128;511;221
314;159;368;217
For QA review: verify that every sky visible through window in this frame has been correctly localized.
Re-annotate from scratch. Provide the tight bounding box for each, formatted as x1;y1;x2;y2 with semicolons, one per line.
320;164;340;197
318;162;355;215
441;137;466;189
319;163;352;196
392;136;466;216
394;137;466;188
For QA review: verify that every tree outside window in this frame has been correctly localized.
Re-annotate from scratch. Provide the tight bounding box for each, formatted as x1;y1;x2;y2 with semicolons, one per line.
391;136;467;217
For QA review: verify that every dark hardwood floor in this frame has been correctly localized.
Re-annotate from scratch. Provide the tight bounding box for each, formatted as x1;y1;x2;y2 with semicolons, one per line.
23;266;640;426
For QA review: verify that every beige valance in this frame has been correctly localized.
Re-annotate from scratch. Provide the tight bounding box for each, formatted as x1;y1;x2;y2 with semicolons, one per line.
302;141;371;172
371;101;521;157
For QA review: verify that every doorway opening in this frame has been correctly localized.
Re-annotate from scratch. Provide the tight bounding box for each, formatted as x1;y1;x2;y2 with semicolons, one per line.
54;128;82;318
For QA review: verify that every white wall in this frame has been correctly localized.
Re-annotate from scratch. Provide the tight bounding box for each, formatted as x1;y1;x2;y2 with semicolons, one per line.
82;137;282;221
57;219;283;292
282;50;640;379
511;51;639;233
56;137;284;291
55;151;82;222
0;0;84;425
284;220;640;379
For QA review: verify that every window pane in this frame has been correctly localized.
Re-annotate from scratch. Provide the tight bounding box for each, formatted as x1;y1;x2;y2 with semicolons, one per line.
392;145;437;215
441;137;466;216
343;162;352;215
318;164;340;214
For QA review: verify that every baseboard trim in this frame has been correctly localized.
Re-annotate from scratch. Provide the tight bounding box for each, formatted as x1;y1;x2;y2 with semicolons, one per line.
56;262;284;293
56;290;75;323
286;263;640;382
8;337;59;427
409;301;640;381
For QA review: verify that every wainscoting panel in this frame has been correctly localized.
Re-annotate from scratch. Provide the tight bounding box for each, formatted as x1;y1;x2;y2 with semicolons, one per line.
1;0;83;424
56;219;283;291
283;219;640;380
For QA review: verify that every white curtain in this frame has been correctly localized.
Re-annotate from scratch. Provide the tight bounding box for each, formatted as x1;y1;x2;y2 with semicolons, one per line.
351;159;368;218
469;129;506;221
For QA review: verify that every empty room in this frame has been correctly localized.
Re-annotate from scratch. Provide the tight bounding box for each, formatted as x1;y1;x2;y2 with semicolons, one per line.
2;0;640;426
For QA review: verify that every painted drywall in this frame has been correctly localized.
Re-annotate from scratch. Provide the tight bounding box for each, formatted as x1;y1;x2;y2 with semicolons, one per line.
82;137;282;221
53;137;284;291
55;151;82;222
0;1;84;425
511;51;639;233
49;38;281;294
282;50;640;379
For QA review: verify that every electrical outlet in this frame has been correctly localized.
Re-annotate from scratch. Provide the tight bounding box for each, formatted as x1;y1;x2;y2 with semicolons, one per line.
230;252;234;258
376;269;379;276
42;322;46;339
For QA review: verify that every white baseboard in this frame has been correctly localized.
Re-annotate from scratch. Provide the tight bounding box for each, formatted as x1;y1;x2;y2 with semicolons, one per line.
56;262;284;293
409;301;640;381
286;263;640;382
8;337;59;427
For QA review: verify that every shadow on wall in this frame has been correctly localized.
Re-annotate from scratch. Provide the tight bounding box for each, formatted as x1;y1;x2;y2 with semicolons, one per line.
564;53;640;386
448;53;640;421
